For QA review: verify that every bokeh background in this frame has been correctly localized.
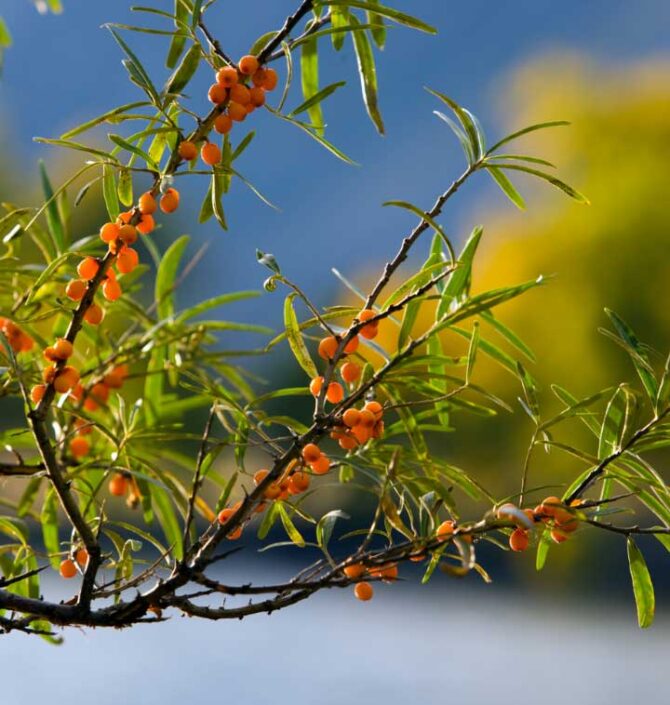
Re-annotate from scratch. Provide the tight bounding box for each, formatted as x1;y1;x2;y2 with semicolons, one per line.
0;1;668;703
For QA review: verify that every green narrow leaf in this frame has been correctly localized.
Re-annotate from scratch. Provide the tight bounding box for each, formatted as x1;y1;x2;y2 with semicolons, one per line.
284;293;319;378
277;503;306;547
351;16;384;134
466;321;480;384
41;489;60;570
152;486;183;561
166;43;201;95
437;225;483;317
0;17;12;48
486;166;526;210
290;81;346;117
427;88;481;161
166;0;188;68
109;134;159;170
487;121;570;154
102;164;120;221
494;163;589;204
315;510;349;549
300;36;323;136
211;171;228;231
38;160;66;254
323;1;437;34
627;538;655;628
367;0;387;48
117;167;134;206
330;7;350;50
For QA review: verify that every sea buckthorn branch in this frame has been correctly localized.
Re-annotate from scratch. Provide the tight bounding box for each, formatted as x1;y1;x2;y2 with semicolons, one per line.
256;0;315;63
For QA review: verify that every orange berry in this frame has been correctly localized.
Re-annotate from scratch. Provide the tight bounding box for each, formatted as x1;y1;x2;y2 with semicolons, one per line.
364;400;383;420
288;471;310;494
354;582;373;601
343;408;361;428
371;564;398;582
65;279;87;301
339;435;358;451
351;424;371;445
77;257;99;281
84;303;104;326
302;443;321;464
117;224;137;245
244;102;255;115
310;454;330;475
109;473;128;497
343;563;366;579
136;213;155;235
436;520;455;542
253;469;269;486
217;507;235;524
509;528;529;552
229;83;251;105
103;366;127;389
214;113;233;135
371;420;385;439
178;141;198;161
538;496;563;519
100;222;120;243
343;335;359;354
238;55;259;76
208;83;227;104
249;86;266;107
54;366;80;393
42;366;57;384
138;191;157;214
326;382;344;404
551;528;570;544
201;142;222;166
160;187;180;213
341;361;362;384
118;210;133;224
59;558;77;579
227;101;247;122
318;336;339;360
116;247;139;274
357;309;378;339
102;278;122;302
75;548;89;568
309;376;324;396
43;346;59;362
31;384;46;403
251;68;266;87
358;409;376;428
53;338;73;360
69;435;90;459
263;68;278;91
216;66;239;88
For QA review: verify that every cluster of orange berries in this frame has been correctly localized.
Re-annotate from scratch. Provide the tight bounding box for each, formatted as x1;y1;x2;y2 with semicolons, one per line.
106;471;141;507
498;495;583;552
343;561;399;601
330;401;385;450
58;547;89;579
0;317;34;354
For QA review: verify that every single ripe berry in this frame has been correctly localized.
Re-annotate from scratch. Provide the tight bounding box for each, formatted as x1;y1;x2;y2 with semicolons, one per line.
251;68;266;87
65;279;87;301
364;400;383;420
201;142;222;166
139;191;157;214
539;496;563;518
103;364;128;389
160;187;180;213
372;420;385;439
119;224;138;245
509;528;529;552
358;309;379;340
75;548;89;568
100;222;120;243
341;361;361;384
178;141;198;161
230;83;251;105
339;434;358;450
249;86;266;107
310;454;330;475
343;408;361;428
116;247;139;274
54;366;80;393
344;563;366;579
436;520;455;542
288;471;310;494
358;409;376;428
69;436;90;459
263;68;278;91
309;376;324;397
30;384;46;403
103;278;122;302
371;564;398;582
551;528;570;544
136;213;155;235
53;338;73;360
227;102;247;122
216;66;239;88
244;102;256;115
354;582;374;601
84;303;104;326
59;558;78;579
208;83;227;104
302;443;321;464
238;55;259;76
326;382;344;404
318;336;339;360
109;473;128;497
351;424;371;445
214;113;233;135
77;257;99;281
343;335;359;354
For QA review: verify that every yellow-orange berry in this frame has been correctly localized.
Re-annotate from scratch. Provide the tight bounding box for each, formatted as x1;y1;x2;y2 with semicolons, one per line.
309;376;324;397
238;55;259;76
230;83;251;105
436;520;455;542
160;187;180;213
341;361;361;384
351;424;371;445
136;213;155;235
339;434;358;451
249;86;266;107
54;366;80;393
201;142;222;166
75;548;89;568
302;443;321;464
69;436;90;459
343;563;366;579
263;68;278;91
310;454;330;475
251;68;266;87
102;278;122;302
77;257;99;281
354;582;373;601
30;384;46;403
116;247;139;274
253;469;269;486
208;83;227;104
99;222;120;243
372;420;385;439
214;113;233;134
109;473;128;497
364;400;383;420
358;409;376;428
118;224;138;245
244;102;256;115
216;66;239;87
288;471;310;494
59;558;77;579
371;564;398;582
178;141;198;161
84;303;104;326
65;279;87;301
43;346;59;362
343;335;359;354
228;101;247;122
509;528;529;552
551;528;570;544
103;365;128;389
318;336;339;360
343;408;361;428
326;382;344;404
139;191;157;214
53;338;73;360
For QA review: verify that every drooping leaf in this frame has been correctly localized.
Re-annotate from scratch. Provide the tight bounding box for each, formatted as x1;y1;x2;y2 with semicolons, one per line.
627;538;655;628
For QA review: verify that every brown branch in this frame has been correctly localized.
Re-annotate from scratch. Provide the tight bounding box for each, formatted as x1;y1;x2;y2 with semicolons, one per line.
257;0;315;64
